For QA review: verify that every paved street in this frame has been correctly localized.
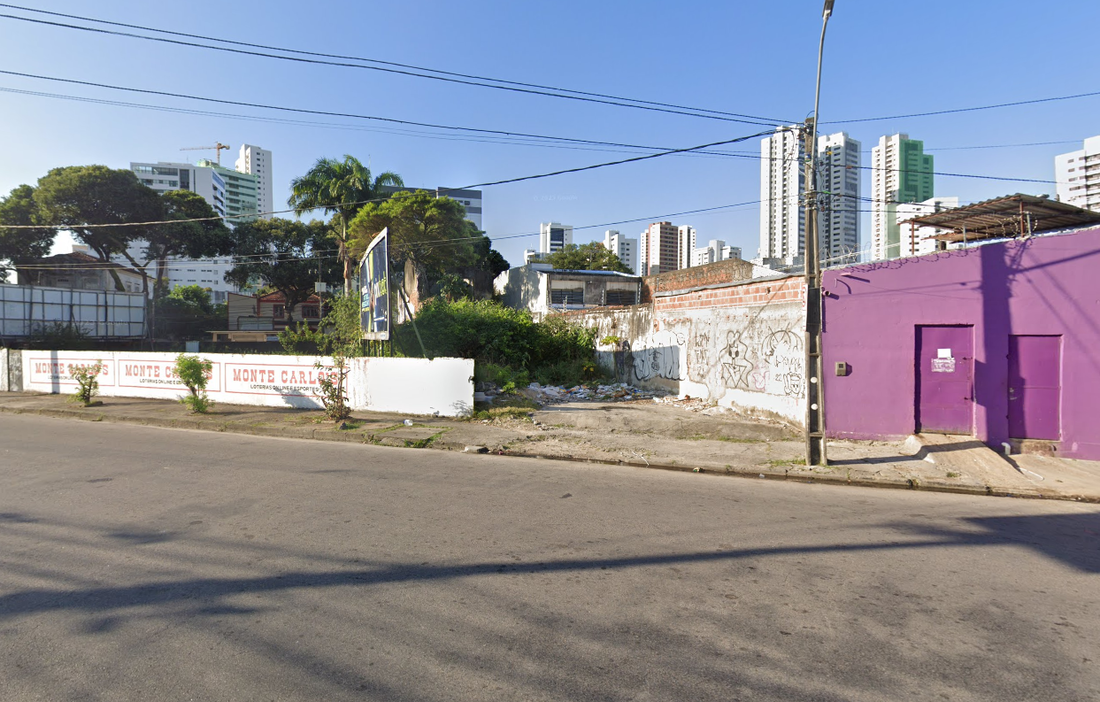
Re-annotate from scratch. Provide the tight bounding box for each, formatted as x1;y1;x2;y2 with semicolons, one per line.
1;414;1097;701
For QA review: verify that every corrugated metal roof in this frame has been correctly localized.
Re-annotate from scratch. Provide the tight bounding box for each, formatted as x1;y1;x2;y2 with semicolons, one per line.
900;193;1100;243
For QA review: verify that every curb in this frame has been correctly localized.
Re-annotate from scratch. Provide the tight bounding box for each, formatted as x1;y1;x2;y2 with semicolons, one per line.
2;404;1095;504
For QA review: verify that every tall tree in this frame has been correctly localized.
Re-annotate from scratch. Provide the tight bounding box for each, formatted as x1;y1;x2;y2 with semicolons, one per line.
0;184;55;275
287;155;403;291
348;191;489;299
145;190;234;296
33;166;163;290
225;218;341;320
546;243;632;273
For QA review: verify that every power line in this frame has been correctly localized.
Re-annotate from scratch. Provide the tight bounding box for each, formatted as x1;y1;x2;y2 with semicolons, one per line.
453;132;774;190
824;90;1100;125
0;84;758;161
0;7;786;127
1;70;781;164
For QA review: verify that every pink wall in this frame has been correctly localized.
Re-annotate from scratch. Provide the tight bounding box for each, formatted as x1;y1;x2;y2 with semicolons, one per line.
822;226;1100;460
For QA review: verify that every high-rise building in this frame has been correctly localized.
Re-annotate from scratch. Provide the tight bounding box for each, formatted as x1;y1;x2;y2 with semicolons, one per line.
639;222;680;275
677;225;697;270
759;127;859;267
128;160;233;302
871;134;934;261
817;132;861;265
197;159;259;221
759;126;804;266
894;196;959;258
131;161;227;217
539;222;573;254
602;230;639;274
234;144;273;219
1055;135;1100;213
379;185;483;230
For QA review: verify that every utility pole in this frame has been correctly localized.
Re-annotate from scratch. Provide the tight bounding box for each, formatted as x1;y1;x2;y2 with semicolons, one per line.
804;0;835;466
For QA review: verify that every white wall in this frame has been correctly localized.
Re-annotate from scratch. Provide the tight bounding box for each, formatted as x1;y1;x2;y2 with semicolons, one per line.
20;351;474;416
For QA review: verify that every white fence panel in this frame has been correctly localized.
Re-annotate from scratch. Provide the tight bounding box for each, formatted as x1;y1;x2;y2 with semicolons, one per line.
20;351;474;416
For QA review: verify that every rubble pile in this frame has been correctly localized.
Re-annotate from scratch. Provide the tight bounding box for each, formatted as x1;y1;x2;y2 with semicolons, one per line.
474;381;667;406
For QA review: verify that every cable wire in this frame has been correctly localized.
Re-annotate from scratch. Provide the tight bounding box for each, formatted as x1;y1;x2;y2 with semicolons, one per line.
0;7;785;127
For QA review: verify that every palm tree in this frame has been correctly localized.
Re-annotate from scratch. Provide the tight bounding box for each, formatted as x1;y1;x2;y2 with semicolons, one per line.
287;155;403;291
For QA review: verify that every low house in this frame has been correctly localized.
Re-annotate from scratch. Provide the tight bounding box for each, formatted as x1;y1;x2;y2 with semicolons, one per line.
255;291;322;329
494;264;642;319
16;252;150;295
822;210;1100;461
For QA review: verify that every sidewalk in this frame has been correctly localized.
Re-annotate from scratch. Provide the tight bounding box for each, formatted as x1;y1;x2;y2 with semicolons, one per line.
2;391;1098;503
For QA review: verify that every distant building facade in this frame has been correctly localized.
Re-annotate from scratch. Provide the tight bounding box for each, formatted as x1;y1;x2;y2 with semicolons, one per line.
692;239;742;267
817;132;861;265
1055;135;1100;213
235;144;273;219
895;196;959;258
539;222;573;254
759;126;860;267
871;134;934;260
602;230;639;274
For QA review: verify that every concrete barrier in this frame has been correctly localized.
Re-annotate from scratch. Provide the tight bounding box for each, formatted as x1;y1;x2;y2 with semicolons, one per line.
19;351;473;417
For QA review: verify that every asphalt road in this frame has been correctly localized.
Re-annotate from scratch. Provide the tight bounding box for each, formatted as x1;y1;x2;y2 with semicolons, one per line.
1;414;1097;702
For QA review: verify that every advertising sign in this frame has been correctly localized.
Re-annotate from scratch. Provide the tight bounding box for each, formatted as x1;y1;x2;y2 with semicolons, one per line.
360;228;390;340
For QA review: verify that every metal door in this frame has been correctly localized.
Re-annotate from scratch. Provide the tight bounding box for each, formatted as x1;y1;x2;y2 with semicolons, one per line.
916;325;974;435
1008;335;1061;440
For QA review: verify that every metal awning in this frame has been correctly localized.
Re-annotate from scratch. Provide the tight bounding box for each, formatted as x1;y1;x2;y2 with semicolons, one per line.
900;194;1100;243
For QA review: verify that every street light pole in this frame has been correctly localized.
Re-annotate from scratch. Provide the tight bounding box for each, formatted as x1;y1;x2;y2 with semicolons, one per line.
804;0;835;466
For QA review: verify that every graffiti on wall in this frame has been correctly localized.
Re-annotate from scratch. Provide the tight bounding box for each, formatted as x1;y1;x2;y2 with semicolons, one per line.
591;303;805;409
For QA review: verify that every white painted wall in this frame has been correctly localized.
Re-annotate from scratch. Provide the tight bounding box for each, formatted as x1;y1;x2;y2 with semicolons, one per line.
20;351;473;416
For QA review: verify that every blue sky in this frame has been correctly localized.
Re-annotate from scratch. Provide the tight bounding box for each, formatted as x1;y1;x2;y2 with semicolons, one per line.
1;0;1098;267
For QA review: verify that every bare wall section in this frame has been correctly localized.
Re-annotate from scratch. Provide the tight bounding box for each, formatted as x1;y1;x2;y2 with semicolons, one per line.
576;276;806;422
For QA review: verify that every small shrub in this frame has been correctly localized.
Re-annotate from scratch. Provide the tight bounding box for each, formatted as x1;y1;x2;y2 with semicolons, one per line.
315;359;351;420
278;321;324;355
175;354;214;413
68;360;104;407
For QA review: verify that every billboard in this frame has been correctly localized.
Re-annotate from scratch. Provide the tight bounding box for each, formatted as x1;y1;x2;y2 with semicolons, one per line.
360;228;390;340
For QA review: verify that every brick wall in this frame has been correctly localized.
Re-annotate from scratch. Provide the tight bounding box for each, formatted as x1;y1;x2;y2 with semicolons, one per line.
640;258;754;302
654;276;803;313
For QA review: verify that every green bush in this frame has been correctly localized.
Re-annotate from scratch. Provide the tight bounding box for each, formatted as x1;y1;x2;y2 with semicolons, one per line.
175;354;214;413
397;299;601;389
68;360;104;406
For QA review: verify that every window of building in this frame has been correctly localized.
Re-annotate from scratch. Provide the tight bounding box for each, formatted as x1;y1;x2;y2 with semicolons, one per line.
272;304;285;319
605;290;636;306
302;306;319;318
551;289;584;305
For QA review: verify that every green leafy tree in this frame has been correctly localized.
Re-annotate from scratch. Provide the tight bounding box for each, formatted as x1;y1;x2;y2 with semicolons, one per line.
0;184;55;274
225;218;341;320
145;190;233;297
546;242;632;273
348;191;494;299
33;166;163;291
165;284;215;315
287;155;403;291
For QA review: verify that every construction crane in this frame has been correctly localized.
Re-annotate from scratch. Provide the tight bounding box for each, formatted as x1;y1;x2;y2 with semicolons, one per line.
180;142;231;165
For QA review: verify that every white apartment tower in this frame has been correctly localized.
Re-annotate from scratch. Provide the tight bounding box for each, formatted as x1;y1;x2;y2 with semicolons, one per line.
870;134;934;261
539;222;573;254
1055;135;1100;213
759;126;860;267
692;239;742;267
235;144;273;219
817;132;861;265
677;225;697;270
759;126;804;266
602;230;639;274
